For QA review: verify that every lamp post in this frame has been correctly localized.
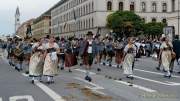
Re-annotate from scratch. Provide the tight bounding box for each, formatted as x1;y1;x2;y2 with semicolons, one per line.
178;0;180;39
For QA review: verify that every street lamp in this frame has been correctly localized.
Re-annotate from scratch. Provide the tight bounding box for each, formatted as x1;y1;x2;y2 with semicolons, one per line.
178;0;180;39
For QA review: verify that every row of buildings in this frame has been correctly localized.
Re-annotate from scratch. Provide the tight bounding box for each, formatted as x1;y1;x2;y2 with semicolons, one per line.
15;0;180;39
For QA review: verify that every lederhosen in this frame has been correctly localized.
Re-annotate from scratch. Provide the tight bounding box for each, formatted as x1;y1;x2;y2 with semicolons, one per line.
83;41;94;66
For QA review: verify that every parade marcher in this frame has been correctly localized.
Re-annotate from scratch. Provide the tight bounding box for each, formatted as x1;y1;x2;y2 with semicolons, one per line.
29;38;45;84
43;36;59;84
22;38;32;74
94;35;103;72
172;36;180;66
106;37;115;67
78;38;85;66
102;37;108;66
64;38;77;72
14;39;24;71
83;31;96;82
172;36;180;74
115;39;124;68
57;38;66;70
122;37;136;79
159;37;173;78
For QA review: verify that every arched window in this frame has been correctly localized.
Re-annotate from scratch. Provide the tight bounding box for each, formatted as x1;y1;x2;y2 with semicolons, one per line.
142;18;145;22
119;2;123;11
107;1;112;11
162;18;167;24
152;2;157;12
141;2;146;12
162;3;167;12
130;2;135;11
152;18;156;22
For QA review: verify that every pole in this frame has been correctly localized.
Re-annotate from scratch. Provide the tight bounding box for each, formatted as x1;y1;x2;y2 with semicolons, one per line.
178;0;180;39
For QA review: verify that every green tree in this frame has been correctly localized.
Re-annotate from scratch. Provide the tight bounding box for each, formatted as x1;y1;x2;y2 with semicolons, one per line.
144;22;165;38
107;11;144;38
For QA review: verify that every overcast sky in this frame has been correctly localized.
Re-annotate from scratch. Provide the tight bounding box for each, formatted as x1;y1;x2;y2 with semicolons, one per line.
0;0;60;35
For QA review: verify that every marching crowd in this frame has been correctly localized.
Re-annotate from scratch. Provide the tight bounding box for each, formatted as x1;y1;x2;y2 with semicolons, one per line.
0;31;180;84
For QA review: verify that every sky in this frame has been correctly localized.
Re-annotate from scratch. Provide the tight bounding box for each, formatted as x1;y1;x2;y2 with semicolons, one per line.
0;0;60;36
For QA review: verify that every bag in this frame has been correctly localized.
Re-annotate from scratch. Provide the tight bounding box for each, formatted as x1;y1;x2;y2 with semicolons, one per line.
171;51;176;60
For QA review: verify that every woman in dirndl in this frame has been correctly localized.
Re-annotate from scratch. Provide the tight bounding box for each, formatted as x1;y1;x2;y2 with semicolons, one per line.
29;38;45;84
64;38;77;72
122;37;136;79
43;36;59;84
160;37;173;78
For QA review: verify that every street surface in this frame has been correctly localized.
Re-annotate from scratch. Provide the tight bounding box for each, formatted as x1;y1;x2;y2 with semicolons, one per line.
0;49;180;101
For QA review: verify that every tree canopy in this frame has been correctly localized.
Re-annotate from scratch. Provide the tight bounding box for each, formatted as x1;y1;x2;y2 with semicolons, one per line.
143;22;165;37
107;11;144;38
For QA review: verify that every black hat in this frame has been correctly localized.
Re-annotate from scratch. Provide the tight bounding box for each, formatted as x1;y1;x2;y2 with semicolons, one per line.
86;31;93;36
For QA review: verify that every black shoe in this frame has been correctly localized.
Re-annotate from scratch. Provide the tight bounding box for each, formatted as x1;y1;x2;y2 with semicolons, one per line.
46;81;51;85
170;70;173;73
97;68;101;72
156;67;160;71
109;64;112;67
31;80;34;84
69;69;72;73
85;76;92;82
15;67;20;72
126;76;134;80
117;65;119;68
103;63;106;66
60;67;64;70
163;69;167;72
164;75;171;78
25;71;29;74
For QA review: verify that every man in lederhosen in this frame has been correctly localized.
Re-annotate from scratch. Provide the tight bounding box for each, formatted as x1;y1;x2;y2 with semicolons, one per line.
82;31;96;82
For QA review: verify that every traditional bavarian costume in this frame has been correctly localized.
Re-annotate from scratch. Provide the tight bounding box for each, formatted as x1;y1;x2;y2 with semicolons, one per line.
160;41;173;77
83;32;96;82
64;40;77;72
29;42;45;83
57;40;65;70
123;43;136;79
43;42;59;83
115;41;124;68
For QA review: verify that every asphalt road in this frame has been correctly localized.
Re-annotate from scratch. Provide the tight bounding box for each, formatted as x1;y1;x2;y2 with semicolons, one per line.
0;49;180;101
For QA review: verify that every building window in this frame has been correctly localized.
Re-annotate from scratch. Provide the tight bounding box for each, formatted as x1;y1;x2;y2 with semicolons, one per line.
152;2;157;12
107;1;112;11
162;18;167;24
162;3;167;12
92;2;94;12
130;2;135;11
119;2;123;11
152;18;156;22
141;2;146;12
172;0;175;12
142;18;145;22
92;18;94;27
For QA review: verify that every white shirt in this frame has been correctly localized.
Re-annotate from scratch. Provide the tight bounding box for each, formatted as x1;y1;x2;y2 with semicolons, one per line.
87;40;93;54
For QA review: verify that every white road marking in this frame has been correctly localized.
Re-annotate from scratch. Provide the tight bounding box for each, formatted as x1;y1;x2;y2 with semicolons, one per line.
35;81;66;101
112;64;180;79
0;97;2;101
133;75;180;86
21;73;66;101
9;95;34;101
85;86;107;95
134;68;180;79
115;80;157;93
75;69;96;75
74;77;104;89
